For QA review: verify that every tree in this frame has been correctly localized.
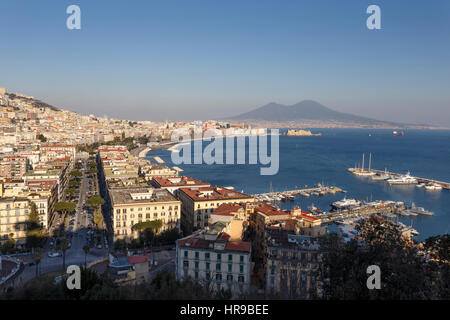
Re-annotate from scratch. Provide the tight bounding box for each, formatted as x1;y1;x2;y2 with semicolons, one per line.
88;168;98;174
25;203;44;249
85;195;105;211
93;213;103;230
32;248;43;277
131;220;162;233
70;170;82;178
69;180;80;188
27;202;40;229
66;188;77;199
58;239;70;271
37;134;47;142
83;245;90;267
318;217;444;300
54;202;76;216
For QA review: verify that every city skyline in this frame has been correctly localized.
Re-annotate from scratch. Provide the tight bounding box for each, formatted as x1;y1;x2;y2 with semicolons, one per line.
1;0;450;125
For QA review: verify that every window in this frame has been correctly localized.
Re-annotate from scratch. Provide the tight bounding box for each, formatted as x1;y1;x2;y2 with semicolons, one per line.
240;255;244;263
195;261;199;270
183;261;189;268
239;265;244;274
184;250;188;258
206;262;210;270
228;264;232;272
227;274;233;282
206;272;210;280
216;263;221;271
116;209;120;214
238;276;244;283
216;273;222;282
217;253;222;261
228;254;233;261
195;271;198;280
195;251;199;259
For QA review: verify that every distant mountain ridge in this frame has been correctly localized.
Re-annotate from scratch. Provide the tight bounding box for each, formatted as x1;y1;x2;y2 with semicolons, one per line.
227;100;392;124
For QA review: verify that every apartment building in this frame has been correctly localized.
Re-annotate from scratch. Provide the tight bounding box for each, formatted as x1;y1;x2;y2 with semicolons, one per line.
265;225;321;299
0;155;29;179
177;187;254;235
176;224;252;297
0;197;30;245
141;164;178;180
110;187;181;241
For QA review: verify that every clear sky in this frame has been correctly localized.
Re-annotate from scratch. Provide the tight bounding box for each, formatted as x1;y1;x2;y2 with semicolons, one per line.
1;0;449;125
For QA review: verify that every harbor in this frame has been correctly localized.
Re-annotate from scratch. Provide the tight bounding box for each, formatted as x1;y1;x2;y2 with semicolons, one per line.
348;153;450;190
253;185;345;203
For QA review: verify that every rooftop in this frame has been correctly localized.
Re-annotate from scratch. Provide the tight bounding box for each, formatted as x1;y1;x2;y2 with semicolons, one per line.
110;187;178;205
179;186;253;201
152;176;210;188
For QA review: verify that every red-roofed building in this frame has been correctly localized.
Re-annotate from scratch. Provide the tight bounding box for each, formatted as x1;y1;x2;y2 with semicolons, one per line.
128;255;149;284
176;224;252;297
178;186;254;234
151;176;210;196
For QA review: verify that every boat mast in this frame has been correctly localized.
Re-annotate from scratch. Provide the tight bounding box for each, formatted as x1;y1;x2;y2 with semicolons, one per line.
361;153;365;172
369;153;372;172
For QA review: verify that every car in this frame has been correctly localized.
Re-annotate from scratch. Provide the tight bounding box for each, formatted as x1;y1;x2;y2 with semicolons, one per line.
97;244;102;249
48;252;61;258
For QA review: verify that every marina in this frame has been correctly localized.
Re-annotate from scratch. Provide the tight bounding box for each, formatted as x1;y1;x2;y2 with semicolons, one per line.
253;185;345;203
348;155;450;191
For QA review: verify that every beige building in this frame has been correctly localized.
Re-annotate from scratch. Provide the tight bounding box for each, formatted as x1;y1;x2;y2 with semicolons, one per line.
176;225;252;297
110;187;181;241
178;187;254;235
0;197;30;245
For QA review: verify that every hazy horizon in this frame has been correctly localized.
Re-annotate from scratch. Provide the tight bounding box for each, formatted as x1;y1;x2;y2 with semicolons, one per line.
1;0;449;125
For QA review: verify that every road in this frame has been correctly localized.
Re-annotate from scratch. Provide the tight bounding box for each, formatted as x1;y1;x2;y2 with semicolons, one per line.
6;159;109;288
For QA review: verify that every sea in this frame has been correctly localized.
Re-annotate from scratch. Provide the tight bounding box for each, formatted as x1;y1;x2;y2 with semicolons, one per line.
146;128;450;241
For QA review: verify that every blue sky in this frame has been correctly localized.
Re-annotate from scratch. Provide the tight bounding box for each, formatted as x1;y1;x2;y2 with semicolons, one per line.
1;0;449;125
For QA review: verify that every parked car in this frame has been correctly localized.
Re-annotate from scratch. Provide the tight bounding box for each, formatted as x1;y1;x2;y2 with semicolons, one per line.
48;252;61;258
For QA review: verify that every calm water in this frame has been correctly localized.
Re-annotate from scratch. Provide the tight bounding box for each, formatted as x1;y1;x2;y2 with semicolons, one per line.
147;129;450;241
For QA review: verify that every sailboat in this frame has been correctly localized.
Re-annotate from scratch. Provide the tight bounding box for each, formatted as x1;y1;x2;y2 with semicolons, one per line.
353;153;376;176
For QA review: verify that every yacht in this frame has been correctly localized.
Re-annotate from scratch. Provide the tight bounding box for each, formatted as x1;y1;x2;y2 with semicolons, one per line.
404;203;433;216
371;169;390;181
416;183;426;188
332;198;361;210
424;183;443;191
387;172;418;185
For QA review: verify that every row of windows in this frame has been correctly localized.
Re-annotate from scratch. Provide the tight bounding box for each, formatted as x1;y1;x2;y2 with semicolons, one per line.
116;206;178;214
116;211;179;220
116;218;178;228
184;270;245;283
184;251;246;263
183;260;245;273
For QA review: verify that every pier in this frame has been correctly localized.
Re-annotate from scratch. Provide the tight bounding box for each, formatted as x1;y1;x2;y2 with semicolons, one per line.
253;185;345;202
364;169;450;190
153;156;165;164
319;201;405;224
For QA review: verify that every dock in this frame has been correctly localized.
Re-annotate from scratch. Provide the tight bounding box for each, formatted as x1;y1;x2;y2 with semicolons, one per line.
253;185;345;202
359;168;450;189
153;156;165;164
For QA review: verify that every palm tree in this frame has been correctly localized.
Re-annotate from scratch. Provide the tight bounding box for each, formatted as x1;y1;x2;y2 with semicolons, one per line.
58;238;70;270
32;248;43;277
83;244;90;267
